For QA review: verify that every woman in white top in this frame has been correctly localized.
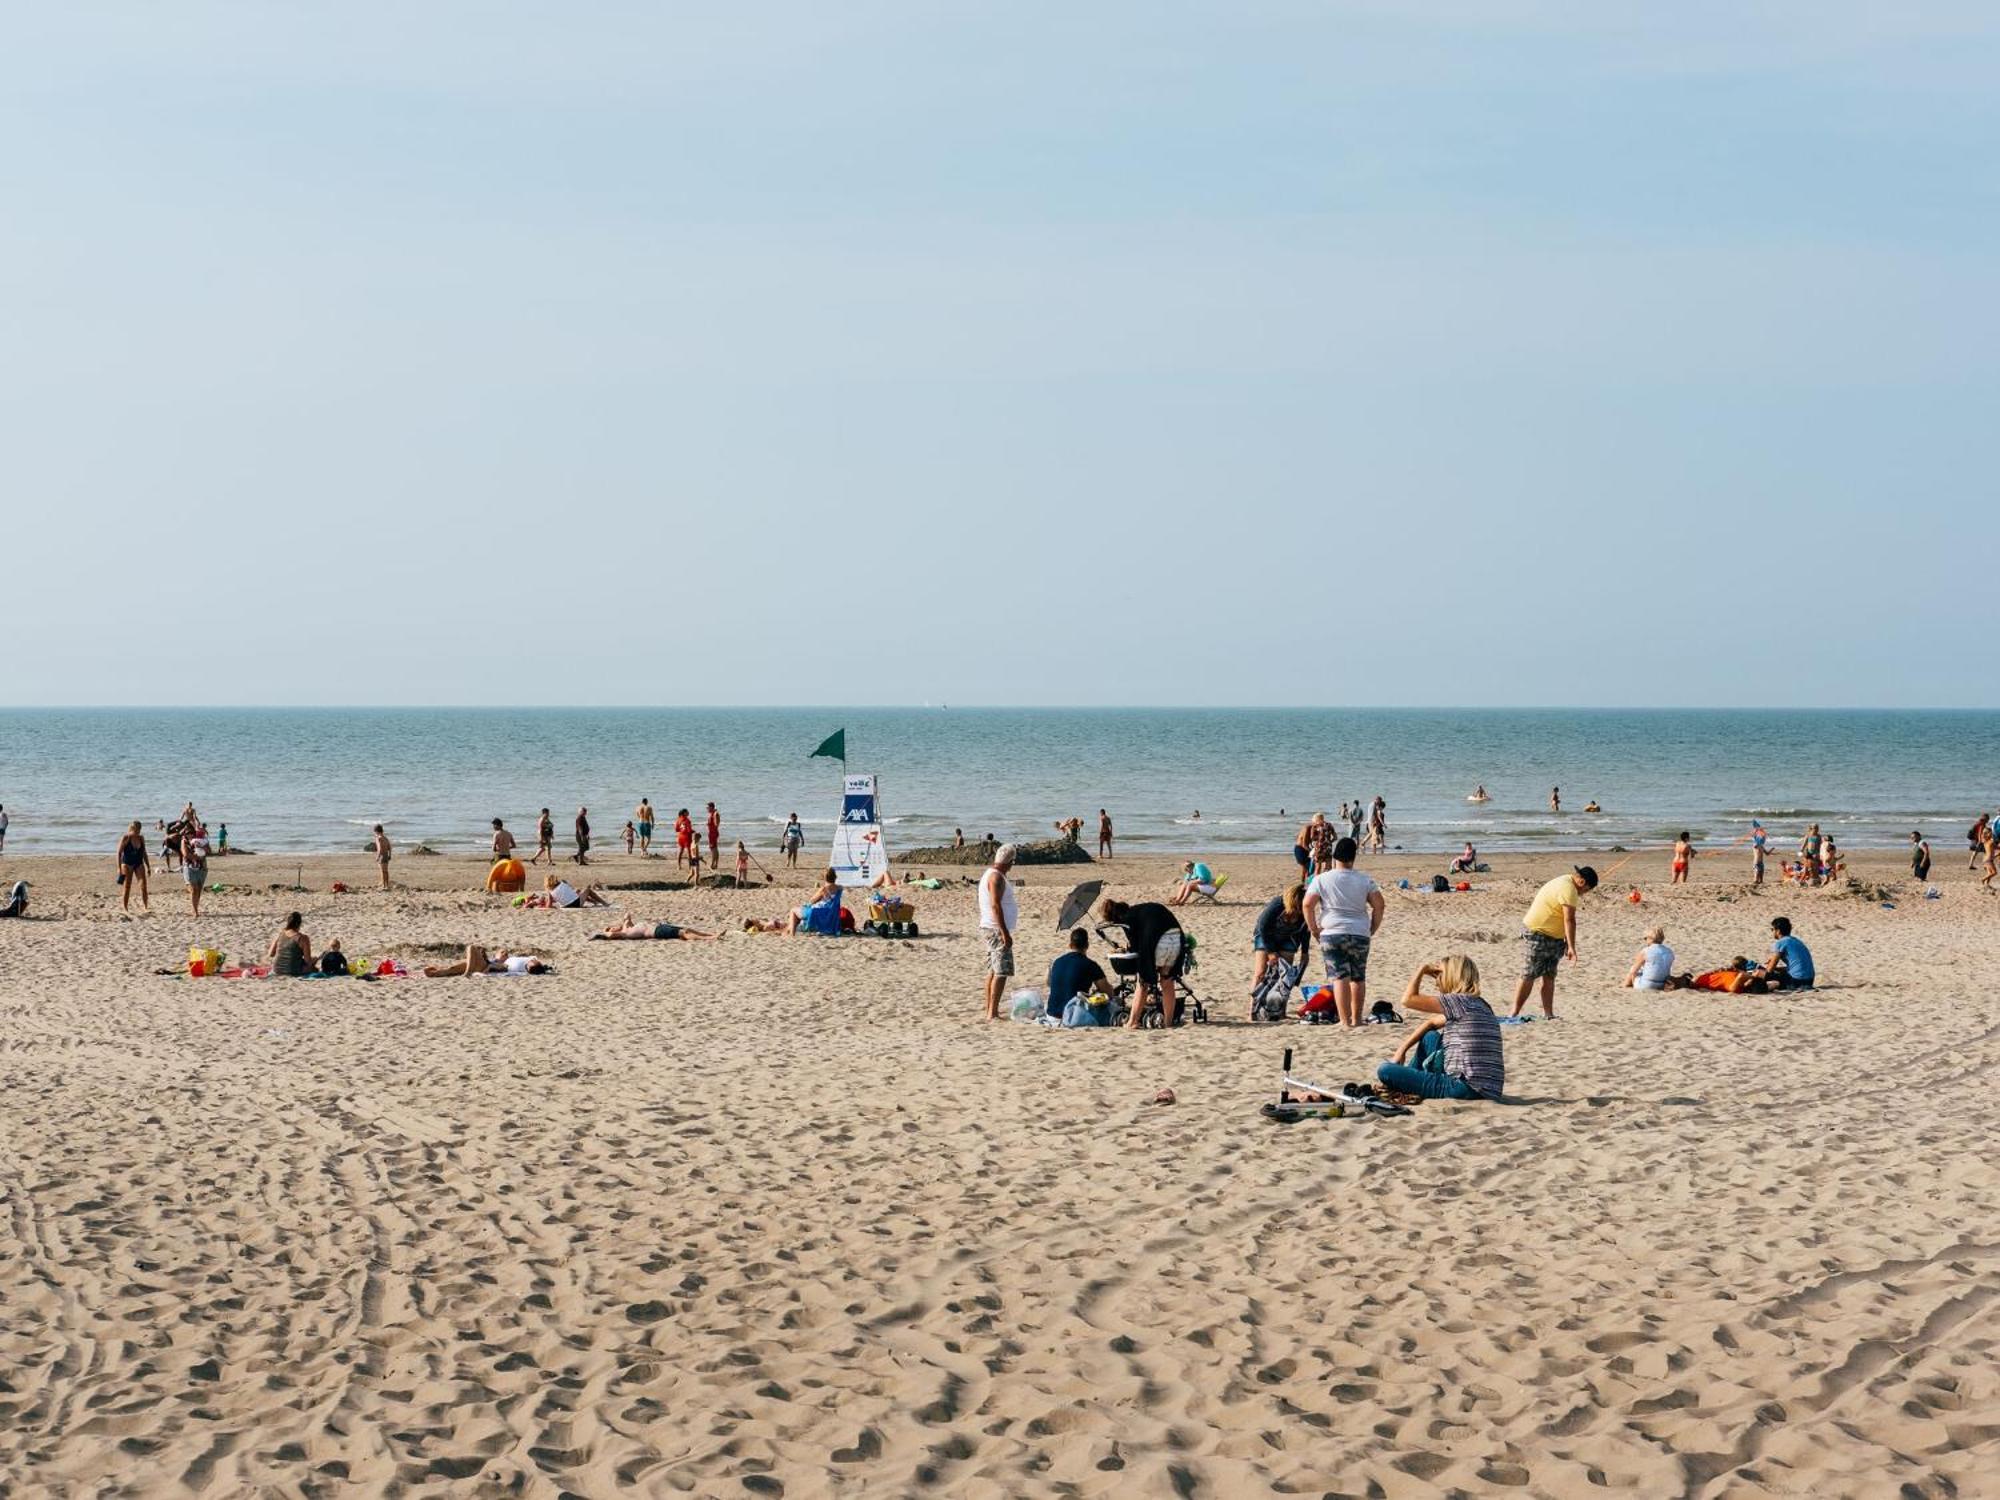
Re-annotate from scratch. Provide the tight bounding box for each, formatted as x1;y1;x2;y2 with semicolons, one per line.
1622;927;1683;990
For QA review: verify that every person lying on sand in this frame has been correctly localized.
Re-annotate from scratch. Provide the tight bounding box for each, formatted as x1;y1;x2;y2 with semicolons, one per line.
591;918;720;942
423;944;551;976
522;875;610;908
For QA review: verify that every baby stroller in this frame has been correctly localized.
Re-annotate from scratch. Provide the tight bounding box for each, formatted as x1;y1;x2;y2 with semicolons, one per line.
1097;922;1208;1028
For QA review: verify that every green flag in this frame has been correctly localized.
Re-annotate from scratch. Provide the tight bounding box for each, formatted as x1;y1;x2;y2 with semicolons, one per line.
809;728;846;764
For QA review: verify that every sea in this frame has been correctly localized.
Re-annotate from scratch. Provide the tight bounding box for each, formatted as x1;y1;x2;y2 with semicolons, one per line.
0;708;1995;858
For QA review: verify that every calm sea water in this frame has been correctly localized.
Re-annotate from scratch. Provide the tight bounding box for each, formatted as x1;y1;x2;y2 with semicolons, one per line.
0;708;1994;857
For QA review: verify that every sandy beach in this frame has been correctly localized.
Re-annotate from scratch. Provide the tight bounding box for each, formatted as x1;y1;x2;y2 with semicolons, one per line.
1;844;1995;1497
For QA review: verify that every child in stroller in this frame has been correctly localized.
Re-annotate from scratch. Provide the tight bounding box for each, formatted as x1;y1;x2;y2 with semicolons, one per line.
1096;898;1208;1029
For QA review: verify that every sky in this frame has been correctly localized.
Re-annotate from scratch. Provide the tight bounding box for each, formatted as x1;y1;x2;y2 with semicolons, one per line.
4;2;1997;707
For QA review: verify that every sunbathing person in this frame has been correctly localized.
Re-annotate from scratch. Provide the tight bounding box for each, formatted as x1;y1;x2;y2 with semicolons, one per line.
423;944;551;976
1449;842;1478;874
522;874;611;908
267;912;314;977
592;918;720;942
1375;956;1504;1101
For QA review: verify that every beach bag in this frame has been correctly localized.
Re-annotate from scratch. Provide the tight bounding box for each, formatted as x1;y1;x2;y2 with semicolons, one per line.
188;946;224;977
1298;984;1339;1023
1430;874;1450;893
1061;996;1107;1027
1009;988;1046;1022
1251;959;1300;1021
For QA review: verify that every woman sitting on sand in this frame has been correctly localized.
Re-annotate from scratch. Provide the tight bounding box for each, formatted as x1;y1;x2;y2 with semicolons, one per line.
1375;956;1504;1101
423;944;551;976
591;918;721;942
267;912;313;977
522;874;611;909
1622;926;1687;990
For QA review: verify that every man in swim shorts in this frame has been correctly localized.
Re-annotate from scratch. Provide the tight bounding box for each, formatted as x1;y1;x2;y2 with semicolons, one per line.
1512;865;1596;1018
592;917;721;941
636;799;655;856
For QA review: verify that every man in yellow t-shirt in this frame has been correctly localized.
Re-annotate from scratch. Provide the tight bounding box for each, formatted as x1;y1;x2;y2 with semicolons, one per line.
1514;865;1598;1018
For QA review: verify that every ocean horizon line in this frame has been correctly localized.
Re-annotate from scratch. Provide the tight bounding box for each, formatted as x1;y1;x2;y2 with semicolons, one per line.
1;704;1994;715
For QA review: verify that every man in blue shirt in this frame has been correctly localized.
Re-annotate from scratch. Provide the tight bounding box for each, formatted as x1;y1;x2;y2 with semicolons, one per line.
1046;928;1113;1025
1754;916;1815;990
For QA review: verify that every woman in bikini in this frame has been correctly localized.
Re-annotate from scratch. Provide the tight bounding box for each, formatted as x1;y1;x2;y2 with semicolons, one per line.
1671;833;1694;885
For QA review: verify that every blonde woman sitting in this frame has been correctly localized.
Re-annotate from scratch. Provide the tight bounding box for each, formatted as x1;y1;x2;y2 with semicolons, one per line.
1376;956;1505;1101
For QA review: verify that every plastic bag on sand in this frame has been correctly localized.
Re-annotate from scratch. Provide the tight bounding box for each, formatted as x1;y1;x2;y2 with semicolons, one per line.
1009;987;1046;1022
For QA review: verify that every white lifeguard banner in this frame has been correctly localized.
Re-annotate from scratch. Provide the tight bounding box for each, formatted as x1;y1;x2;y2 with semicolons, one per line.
830;773;891;888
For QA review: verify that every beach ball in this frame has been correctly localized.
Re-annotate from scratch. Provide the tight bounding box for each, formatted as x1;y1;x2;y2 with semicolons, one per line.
1627;889;1643;904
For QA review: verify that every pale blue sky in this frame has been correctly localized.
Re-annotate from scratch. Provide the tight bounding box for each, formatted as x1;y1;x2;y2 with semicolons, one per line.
5;3;1996;706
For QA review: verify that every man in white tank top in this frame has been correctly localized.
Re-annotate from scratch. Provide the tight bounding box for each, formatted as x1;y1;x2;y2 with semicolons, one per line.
979;844;1020;1020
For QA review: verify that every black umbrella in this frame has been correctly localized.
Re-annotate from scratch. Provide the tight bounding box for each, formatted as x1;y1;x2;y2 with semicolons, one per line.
1055;879;1104;931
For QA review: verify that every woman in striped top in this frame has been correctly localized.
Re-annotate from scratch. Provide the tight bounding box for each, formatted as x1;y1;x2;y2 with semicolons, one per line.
1376;955;1504;1101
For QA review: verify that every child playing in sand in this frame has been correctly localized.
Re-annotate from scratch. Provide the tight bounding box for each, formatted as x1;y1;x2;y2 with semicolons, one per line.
736;840;749;886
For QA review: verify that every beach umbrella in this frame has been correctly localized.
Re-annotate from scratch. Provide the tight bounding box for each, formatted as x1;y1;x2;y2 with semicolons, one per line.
1055;879;1104;931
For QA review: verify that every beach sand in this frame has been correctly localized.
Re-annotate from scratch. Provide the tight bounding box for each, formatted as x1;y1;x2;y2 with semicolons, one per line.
1;844;1995;1497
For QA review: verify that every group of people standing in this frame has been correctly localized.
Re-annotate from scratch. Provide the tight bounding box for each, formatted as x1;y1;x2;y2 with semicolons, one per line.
487;800;759;872
1291;801;1387;875
114;803;218;915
